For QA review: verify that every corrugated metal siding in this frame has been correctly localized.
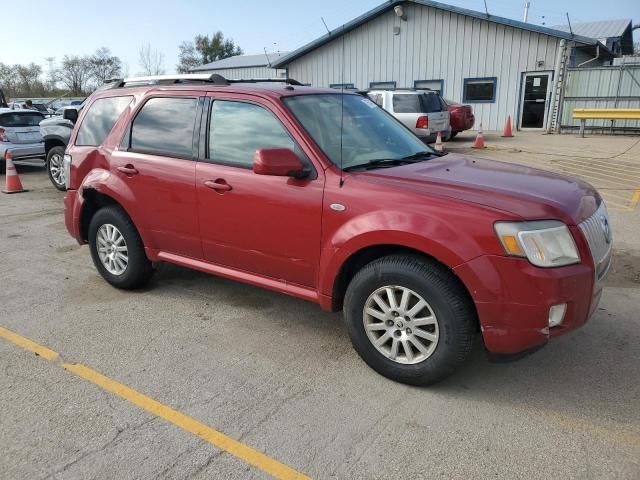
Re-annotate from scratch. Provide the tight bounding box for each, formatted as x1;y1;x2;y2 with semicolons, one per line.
192;66;286;79
285;2;560;130
561;66;640;129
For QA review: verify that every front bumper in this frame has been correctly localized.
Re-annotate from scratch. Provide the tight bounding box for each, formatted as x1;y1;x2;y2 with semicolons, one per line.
454;254;601;354
0;142;45;160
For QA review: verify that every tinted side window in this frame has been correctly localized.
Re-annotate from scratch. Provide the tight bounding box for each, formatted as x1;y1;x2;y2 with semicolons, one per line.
130;97;197;158
76;96;132;146
392;94;422;113
209;101;294;168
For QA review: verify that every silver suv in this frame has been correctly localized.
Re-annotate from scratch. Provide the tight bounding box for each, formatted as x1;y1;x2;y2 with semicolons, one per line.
367;89;451;143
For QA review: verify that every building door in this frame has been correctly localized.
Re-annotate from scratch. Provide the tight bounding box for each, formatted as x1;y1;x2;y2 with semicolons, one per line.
519;72;552;129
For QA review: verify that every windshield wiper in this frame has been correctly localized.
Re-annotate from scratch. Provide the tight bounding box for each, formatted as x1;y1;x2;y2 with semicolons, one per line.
343;158;409;172
343;152;437;172
400;151;437;161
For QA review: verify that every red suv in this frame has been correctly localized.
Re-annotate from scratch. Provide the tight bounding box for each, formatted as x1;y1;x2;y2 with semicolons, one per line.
63;74;612;385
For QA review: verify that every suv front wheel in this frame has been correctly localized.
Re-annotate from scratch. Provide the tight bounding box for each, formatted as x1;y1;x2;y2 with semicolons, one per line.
88;205;154;289
46;146;66;191
344;255;476;385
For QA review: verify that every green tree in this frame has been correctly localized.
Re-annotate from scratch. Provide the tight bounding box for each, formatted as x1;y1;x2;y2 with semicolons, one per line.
194;31;243;64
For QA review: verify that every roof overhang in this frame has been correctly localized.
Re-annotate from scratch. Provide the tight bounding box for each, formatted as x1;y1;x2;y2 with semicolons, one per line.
273;0;600;68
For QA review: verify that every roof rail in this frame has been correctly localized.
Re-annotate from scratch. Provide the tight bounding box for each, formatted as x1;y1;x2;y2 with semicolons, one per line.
226;78;304;86
103;74;304;89
105;73;231;88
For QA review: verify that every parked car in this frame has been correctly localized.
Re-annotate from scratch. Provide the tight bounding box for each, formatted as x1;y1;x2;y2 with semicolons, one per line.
443;98;475;137
40;106;80;190
0;108;45;161
367;89;451;143
63;74;611;385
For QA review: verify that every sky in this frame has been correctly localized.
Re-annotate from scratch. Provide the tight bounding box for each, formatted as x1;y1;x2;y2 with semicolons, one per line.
6;0;640;76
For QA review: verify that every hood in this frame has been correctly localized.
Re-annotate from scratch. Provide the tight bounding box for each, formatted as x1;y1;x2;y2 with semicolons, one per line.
357;154;599;225
39;117;72;127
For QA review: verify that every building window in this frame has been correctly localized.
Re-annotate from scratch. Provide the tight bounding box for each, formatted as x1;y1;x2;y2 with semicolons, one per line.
329;83;354;89
369;81;396;90
414;79;444;95
463;77;497;103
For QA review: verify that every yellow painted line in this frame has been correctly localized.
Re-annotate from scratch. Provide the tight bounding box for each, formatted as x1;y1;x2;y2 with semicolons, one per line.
0;326;310;480
0;326;59;361
556;160;640;184
63;363;310;480
629;189;640;211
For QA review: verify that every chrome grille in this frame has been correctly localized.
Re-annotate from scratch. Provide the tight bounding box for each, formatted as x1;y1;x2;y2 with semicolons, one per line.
579;202;613;281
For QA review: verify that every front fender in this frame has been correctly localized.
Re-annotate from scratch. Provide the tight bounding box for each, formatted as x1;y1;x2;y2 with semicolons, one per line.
318;209;492;297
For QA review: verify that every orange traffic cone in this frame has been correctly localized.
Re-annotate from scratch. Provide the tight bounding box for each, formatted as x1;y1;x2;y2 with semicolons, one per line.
472;123;486;149
502;115;514;137
434;131;444;152
2;152;27;194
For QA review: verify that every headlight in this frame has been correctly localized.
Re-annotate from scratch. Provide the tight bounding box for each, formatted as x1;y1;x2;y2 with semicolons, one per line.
63;154;71;189
494;220;580;267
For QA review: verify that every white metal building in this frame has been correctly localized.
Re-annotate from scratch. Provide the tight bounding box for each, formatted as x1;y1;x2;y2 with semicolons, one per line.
190;52;289;79
272;0;616;130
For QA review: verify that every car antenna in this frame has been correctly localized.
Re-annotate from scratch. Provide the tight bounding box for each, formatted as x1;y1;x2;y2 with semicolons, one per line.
339;24;346;188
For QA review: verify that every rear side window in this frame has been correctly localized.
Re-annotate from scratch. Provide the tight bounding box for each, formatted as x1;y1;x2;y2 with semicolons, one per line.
0;112;44;127
130;97;197;158
421;94;443;113
76;96;132;146
392;94;421;113
208;100;294;168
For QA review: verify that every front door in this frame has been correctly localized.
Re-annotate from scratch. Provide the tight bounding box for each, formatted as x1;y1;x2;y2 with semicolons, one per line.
519;72;552;129
196;96;324;288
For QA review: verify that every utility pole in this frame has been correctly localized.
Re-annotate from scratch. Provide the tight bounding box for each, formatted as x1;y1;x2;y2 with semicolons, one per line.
523;2;530;23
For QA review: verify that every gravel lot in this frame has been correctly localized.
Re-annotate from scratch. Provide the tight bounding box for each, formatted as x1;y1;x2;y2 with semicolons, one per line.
1;133;639;480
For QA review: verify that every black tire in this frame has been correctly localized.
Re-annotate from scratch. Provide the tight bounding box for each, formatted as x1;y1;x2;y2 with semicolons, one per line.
450;131;458;139
46;146;66;191
343;254;476;385
88;205;154;289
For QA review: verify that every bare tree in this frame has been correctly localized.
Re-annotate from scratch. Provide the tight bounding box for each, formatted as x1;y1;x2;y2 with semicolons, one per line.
59;55;92;95
138;44;165;75
89;47;122;86
176;41;201;73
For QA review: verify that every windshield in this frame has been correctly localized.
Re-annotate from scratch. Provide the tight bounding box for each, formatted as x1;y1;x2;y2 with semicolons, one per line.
0;112;44;127
283;94;433;170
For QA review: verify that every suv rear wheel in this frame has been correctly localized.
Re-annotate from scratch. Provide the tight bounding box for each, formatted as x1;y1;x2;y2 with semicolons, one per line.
88;205;154;289
343;254;475;385
46;146;66;191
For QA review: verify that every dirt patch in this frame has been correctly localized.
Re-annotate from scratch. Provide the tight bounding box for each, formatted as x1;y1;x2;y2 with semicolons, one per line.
606;250;640;288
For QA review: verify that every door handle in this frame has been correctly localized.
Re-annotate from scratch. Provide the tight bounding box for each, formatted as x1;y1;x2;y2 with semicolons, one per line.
204;179;232;192
117;165;138;175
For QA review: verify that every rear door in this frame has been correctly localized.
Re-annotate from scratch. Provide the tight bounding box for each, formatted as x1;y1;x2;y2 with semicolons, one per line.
390;93;422;132
109;94;202;258
0;111;44;143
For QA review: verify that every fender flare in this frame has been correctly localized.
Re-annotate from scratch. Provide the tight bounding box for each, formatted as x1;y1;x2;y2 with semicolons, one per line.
78;169;152;247
318;210;483;297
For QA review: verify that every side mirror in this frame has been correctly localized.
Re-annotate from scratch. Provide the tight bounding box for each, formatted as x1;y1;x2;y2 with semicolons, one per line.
253;148;308;179
63;108;78;123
